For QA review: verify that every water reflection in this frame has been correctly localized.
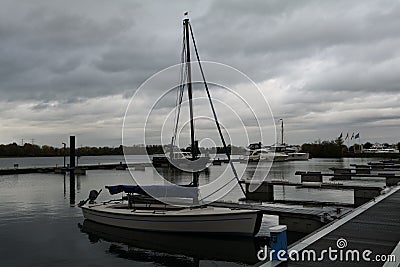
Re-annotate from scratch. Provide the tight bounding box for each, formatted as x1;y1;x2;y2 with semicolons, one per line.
63;174;66;199
0;156;384;266
154;167;211;185
69;171;75;205
76;174;81;192
79;219;268;266
67;171;85;205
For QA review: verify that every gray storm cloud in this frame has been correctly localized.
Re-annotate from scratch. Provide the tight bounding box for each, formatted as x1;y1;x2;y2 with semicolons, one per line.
0;0;399;146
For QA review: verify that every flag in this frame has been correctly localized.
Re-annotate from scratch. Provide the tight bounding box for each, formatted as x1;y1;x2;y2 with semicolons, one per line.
339;132;343;139
345;132;349;140
355;133;360;139
351;132;354;140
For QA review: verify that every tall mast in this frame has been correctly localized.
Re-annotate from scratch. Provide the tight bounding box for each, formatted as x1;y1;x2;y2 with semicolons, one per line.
184;17;198;187
280;119;284;145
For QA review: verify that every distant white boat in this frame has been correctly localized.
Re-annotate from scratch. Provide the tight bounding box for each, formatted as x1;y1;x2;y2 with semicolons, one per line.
275;119;309;161
363;144;399;153
267;145;290;162
241;148;274;162
241;143;288;162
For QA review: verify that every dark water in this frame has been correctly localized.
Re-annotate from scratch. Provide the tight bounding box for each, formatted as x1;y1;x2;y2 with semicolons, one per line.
0;156;386;266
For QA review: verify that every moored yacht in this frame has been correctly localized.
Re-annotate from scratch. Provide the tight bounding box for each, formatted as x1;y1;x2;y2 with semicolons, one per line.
266;144;289;162
275;119;309;160
283;145;309;161
241;142;288;162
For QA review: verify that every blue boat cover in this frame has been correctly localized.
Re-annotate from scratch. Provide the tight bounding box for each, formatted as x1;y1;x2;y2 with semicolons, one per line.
105;185;198;198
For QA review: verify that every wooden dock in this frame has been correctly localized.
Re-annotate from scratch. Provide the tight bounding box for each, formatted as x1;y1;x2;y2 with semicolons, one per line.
209;201;350;234
241;179;384;207
295;170;400;185
262;185;400;266
0;158;239;175
0;162;152;175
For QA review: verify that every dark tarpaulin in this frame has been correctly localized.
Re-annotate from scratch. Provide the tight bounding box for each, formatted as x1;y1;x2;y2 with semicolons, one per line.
106;185;147;195
105;185;198;198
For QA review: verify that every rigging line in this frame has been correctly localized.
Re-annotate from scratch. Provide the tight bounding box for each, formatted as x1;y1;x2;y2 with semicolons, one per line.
172;27;188;148
175;28;186;132
172;57;182;145
173;71;186;147
173;24;190;148
173;60;187;145
188;22;246;196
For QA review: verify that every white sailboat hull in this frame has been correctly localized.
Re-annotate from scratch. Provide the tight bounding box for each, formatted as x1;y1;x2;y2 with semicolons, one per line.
82;203;262;236
241;148;289;162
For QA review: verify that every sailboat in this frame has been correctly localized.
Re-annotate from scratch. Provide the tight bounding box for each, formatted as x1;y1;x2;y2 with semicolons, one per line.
276;119;309;161
79;15;262;236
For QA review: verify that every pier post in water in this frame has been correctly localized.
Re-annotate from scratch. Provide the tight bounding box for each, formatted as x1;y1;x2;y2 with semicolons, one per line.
70;136;75;169
69;136;76;205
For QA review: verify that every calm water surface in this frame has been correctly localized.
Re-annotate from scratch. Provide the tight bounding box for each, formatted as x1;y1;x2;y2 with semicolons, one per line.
0;156;386;266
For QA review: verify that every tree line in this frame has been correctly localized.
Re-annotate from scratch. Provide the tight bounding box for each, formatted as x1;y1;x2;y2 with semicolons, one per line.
0;143;124;157
0;143;247;157
301;139;400;158
0;141;398;158
301;138;345;158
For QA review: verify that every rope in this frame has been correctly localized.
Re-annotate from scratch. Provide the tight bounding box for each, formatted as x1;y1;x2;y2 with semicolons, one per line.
172;26;188;149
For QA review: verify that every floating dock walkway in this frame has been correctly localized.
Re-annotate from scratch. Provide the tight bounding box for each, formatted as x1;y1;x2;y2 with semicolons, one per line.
0;162;151;175
241;179;384;207
262;185;400;266
209;201;350;234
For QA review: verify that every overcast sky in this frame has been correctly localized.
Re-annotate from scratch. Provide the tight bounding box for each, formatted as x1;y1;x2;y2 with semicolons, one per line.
1;0;399;147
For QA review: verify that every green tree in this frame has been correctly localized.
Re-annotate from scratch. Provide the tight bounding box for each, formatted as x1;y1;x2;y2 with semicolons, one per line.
363;142;372;149
301;139;344;158
334;137;344;146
